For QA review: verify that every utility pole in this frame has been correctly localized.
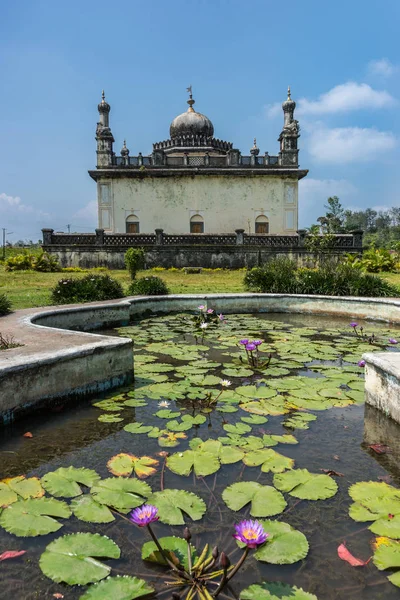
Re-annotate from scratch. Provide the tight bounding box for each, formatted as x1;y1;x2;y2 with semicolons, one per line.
2;229;13;260
67;224;71;234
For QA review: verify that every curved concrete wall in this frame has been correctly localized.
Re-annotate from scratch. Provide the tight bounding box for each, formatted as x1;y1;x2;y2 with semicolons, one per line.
1;293;399;424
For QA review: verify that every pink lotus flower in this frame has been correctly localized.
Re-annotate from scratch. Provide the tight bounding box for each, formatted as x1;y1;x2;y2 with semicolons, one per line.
233;519;268;548
129;504;159;527
358;360;366;367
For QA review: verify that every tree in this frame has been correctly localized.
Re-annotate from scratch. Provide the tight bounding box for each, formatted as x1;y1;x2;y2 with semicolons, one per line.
317;196;345;233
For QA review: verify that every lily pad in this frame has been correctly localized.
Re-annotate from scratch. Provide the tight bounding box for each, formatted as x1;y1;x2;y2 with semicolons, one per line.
240;581;318;599
166;414;206;431
243;449;294;473
79;576;154;599
158;431;187;448
41;467;100;498
147;489;206;525
273;469;338;500
124;423;155;435
107;454;159;479
71;496;115;524
91;478;151;512
39;533;120;585
241;415;268;425
0;497;71;536
142;535;197;571
254;520;309;564
222;482;287;517
5;476;44;501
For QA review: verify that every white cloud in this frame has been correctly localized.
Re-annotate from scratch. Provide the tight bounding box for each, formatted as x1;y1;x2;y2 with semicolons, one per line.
368;58;397;78
266;82;395;118
299;178;357;227
72;201;97;228
0;192;50;218
307;126;397;163
0;192;52;241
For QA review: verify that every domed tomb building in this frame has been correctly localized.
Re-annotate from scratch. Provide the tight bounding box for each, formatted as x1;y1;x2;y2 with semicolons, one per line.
89;88;308;235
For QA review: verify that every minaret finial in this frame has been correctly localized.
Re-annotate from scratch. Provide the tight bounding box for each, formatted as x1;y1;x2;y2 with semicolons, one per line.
287;86;291;100
102;89;105;101
186;85;195;111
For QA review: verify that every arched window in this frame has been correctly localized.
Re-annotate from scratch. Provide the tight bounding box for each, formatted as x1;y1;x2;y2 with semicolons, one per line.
190;214;204;234
255;215;269;234
126;214;140;233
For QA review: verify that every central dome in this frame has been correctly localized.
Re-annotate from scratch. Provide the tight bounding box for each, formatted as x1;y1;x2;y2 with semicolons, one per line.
170;93;214;138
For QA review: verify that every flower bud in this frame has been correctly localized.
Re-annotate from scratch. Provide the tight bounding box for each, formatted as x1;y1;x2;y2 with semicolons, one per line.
183;527;192;542
219;551;230;569
212;545;219;559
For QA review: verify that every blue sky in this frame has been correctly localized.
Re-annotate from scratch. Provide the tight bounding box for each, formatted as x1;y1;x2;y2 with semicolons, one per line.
1;0;399;241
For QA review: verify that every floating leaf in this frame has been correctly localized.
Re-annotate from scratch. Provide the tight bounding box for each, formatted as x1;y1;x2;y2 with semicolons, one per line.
0;482;18;507
0;497;71;537
98;414;124;423
124;423;155;435
253;520;309;565
71;496;114;524
262;434;298;447
107;454;159;479
373;538;400;587
39;533;120;585
241;415;268;425
240;581;318;599
158;431;187;448
273;469;338;500
348;481;400;537
79;576;154;600
142;535;197;571
236;385;277;399
223;422;252;435
166;414;206;432
41;467;100;498
147;489;206;525
91;478;151;512
243;449;294;473
167;450;220;477
154;409;181;419
240;398;288;416
283;412;317;430
222;482;286;517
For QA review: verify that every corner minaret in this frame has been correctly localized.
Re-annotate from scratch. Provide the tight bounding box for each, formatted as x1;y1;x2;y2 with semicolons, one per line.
96;91;115;167
278;86;300;167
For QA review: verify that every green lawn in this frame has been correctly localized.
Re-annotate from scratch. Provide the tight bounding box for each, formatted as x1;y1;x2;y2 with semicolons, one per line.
2;265;400;311
0;266;246;310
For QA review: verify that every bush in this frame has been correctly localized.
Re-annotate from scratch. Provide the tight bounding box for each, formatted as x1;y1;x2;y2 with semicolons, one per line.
5;251;61;272
62;267;87;273
341;249;397;273
51;274;124;304
244;259;399;297
0;293;12;316
125;248;145;280
34;252;62;272
128;276;169;296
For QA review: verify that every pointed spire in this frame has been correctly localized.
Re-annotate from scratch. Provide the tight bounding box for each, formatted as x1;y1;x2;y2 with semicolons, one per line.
98;89;110;114
121;139;129;156
287;86;291;100
250;137;260;155
186;85;195;112
102;89;105;101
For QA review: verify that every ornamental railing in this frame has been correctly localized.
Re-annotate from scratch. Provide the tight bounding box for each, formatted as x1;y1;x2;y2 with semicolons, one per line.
42;229;364;249
109;154;282;168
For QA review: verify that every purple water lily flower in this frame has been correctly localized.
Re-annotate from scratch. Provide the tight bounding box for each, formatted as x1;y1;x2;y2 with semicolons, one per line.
198;305;205;311
253;340;263;346
218;313;225;321
350;322;358;328
246;343;256;352
239;339;249;345
389;338;398;345
207;308;214;314
358;360;366;367
233;519;268;548
129;504;159;527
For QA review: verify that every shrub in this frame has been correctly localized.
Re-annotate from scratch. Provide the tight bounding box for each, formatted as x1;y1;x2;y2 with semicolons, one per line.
244;259;399;298
5;251;36;271
62;267;87;273
125;248;145;280
34;252;61;272
51;274;124;304
360;248;397;273
0;293;12;316
128;276;169;296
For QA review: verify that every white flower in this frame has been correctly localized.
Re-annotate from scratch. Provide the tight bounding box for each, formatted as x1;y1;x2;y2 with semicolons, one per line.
220;379;232;387
158;400;170;408
200;322;208;329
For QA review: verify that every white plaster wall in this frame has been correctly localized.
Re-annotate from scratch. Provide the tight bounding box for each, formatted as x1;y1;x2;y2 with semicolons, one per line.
98;175;298;234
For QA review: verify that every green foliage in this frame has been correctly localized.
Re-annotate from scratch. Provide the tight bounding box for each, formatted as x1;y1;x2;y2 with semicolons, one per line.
128;275;169;296
39;533;120;585
317;196;345;233
304;232;336;254
142;535;197;571
41;467;101;498
273;469;338;500
0;497;71;536
253;520;309;565
51;273;124;304
244;259;399;297
79;576;154;599
222;482;287;517
147;489;206;525
0;293;12;316
125;247;145;280
240;581;318;599
5;250;61;272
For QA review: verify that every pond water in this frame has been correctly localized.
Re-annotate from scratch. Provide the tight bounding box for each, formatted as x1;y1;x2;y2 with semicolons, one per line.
1;311;400;600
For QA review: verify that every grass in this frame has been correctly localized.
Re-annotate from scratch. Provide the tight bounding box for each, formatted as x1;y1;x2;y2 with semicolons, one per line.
1;264;400;311
0;266;247;310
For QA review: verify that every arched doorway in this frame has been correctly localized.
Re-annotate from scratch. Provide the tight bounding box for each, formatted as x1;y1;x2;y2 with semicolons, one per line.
190;214;204;233
126;214;140;233
255;215;269;234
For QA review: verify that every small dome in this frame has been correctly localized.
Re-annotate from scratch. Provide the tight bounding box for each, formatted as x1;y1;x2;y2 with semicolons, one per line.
282;86;296;112
121;140;129;156
98;90;110;114
170;91;214;138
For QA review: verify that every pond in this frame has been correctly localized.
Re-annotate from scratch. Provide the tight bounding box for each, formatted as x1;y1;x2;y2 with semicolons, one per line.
1;310;400;600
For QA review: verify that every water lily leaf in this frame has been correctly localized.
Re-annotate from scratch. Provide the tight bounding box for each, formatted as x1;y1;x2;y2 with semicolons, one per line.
237;436;264;450
167;415;206;431
243;449;294;473
219;445;245;464
223;422;252;435
79;575;154;599
142;535;197;571
39;533;120;585
236;385;277;399
262;434;298;447
0;482;18;507
240;581;318;599
254;520;309;565
222;482;286;517
217;405;239;413
373;538;400;578
273;469;338;500
348;481;400;537
240;398;288;416
241;415;268;425
91;478;151;512
71;496;115;523
6;476;44;500
370;515;400;539
107;454;159;478
124;399;148;407
154;409;181;419
158;431;187;448
41;467;101;498
222;367;254;377
124;423;155;434
189;375;222;386
0;497;71;536
93;400;125;412
147;489;206;525
283;412;317;430
167;450;220;477
98;414;124;423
